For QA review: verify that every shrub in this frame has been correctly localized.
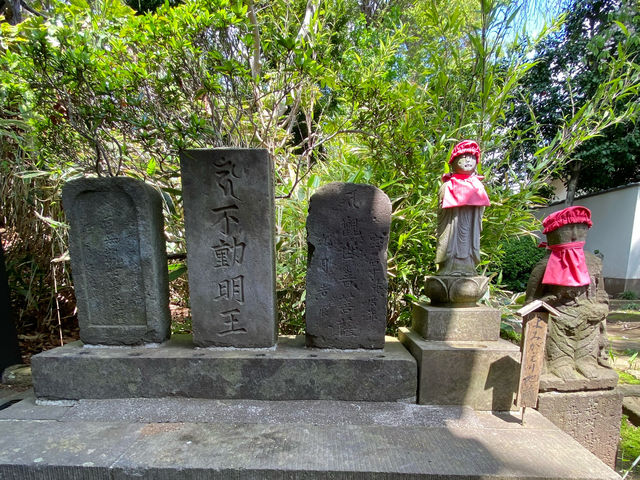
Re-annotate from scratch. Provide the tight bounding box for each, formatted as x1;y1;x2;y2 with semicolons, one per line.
620;291;639;300
498;236;546;292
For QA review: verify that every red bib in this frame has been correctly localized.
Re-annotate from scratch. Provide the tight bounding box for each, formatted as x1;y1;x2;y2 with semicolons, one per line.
441;174;491;209
541;241;590;286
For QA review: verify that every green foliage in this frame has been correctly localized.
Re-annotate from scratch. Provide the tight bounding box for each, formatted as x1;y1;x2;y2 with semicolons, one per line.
620;415;640;471
500;322;522;344
619;371;640;385
495;236;546;292
2;0;637;339
508;0;640;200
620;290;640;300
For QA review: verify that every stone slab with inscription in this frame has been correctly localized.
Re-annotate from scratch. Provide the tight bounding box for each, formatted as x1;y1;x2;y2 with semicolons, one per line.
181;149;277;348
30;335;417;402
537;389;623;469
62;177;171;345
306;182;392;349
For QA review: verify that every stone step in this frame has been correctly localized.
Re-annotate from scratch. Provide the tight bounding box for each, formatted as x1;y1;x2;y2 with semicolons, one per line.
0;395;619;479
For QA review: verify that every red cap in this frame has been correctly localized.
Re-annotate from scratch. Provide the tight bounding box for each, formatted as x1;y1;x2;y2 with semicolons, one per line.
542;206;593;234
449;140;480;164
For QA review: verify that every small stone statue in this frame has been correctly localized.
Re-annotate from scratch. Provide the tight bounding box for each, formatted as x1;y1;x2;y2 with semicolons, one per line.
435;140;490;276
526;206;612;381
425;140;491;306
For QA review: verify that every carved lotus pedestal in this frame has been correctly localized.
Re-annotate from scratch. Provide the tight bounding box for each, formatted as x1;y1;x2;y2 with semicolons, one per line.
424;274;490;307
399;273;520;411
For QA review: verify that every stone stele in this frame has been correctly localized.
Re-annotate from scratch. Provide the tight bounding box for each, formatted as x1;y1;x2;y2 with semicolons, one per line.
62;177;171;345
180;149;277;348
305;182;391;349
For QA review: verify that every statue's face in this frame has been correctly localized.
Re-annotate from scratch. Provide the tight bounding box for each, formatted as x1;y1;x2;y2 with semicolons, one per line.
546;223;589;245
452;154;476;174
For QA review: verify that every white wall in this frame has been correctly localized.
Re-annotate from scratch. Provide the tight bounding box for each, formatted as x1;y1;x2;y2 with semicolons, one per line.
628;187;640;280
535;184;640;280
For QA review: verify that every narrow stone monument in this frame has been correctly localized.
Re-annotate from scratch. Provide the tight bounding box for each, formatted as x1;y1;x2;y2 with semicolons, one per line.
526;206;621;468
0;239;21;371
180;149;277;348
62;177;171;345
400;141;520;410
305;182;391;349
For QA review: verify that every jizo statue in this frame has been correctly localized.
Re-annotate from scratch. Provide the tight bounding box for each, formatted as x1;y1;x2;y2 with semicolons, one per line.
526;207;611;381
435;140;490;276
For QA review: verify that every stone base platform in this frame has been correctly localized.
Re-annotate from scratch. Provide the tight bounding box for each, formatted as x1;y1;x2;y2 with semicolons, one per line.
399;327;520;410
31;335;417;402
0;395;619;479
537;389;623;469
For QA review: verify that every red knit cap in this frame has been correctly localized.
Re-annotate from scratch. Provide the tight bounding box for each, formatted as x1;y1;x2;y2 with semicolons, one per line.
542;206;593;234
449;140;481;164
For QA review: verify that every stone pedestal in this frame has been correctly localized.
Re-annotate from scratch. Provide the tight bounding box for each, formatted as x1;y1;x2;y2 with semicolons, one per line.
31;336;417;402
400;301;520;411
411;302;500;341
537;389;622;469
399;327;520;410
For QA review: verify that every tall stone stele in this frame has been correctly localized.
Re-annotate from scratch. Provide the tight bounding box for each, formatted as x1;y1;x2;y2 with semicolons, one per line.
180;149;277;348
63;177;171;345
525;206;620;468
305;182;391;349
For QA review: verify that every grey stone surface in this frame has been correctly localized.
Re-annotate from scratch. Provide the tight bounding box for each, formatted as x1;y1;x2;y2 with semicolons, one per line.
61;398;496;427
0;419;141;480
411;302;500;341
306;182;391;349
180;149;276;348
618;383;640;397
62;177;170;345
0;392;71;420
31;335;416;402
537;389;623;469
0;397;620;480
623;396;640;426
538;369;618;392
399;327;520;411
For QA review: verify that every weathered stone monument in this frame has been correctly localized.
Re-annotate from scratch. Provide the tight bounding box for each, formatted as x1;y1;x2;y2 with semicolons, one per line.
32;156;415;403
62;177;171;345
400;141;520;410
0;239;21;372
306;182;391;349
525;206;621;468
180;149;277;348
9;147;621;479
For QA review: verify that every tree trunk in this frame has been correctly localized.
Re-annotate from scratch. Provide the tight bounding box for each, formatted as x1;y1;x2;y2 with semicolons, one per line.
565;162;582;206
8;0;22;24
